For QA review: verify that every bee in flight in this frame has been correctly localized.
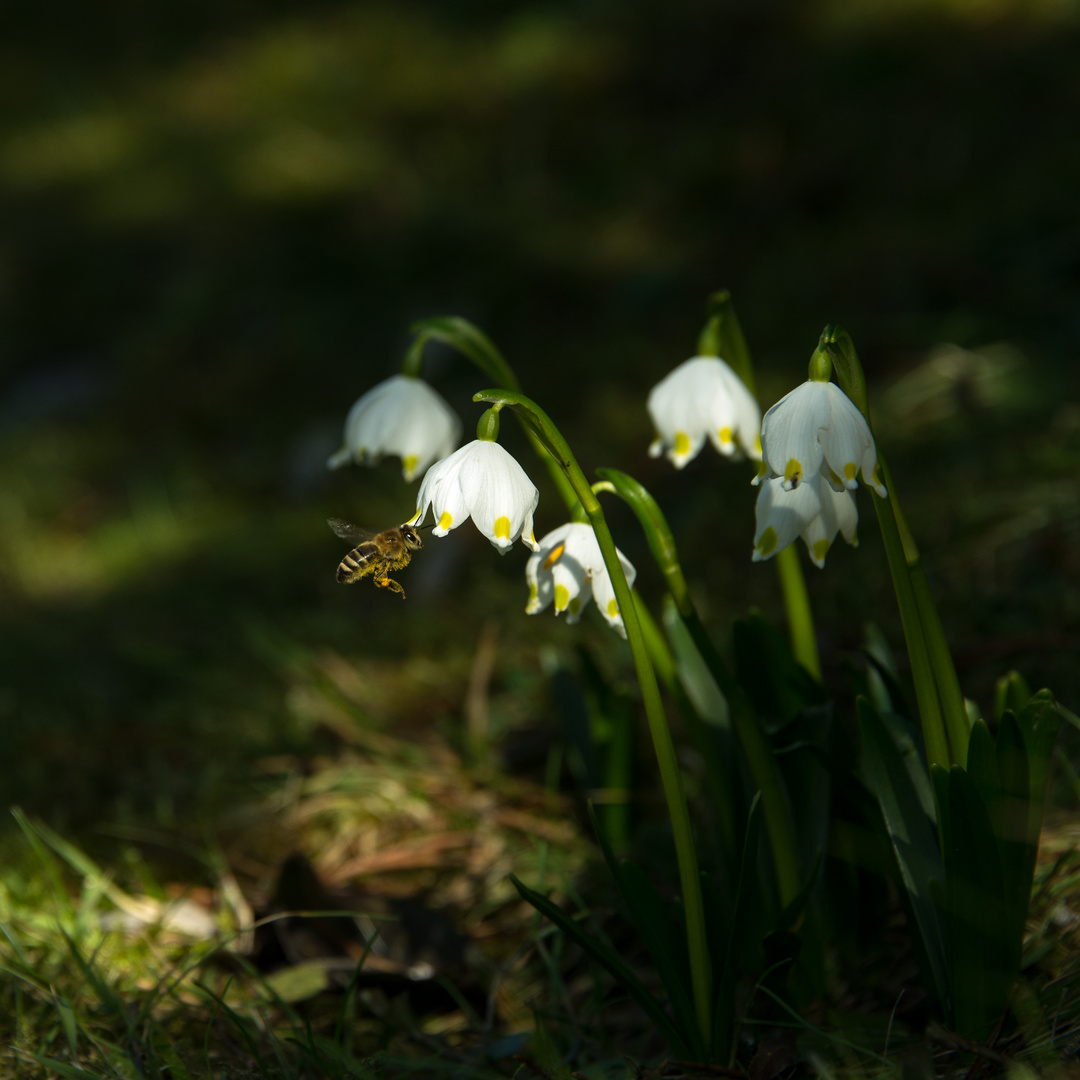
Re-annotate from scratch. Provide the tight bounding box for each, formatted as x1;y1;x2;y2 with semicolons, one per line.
327;518;424;598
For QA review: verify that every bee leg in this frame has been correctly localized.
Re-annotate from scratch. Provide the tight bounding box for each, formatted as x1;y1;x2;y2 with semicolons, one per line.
375;575;407;598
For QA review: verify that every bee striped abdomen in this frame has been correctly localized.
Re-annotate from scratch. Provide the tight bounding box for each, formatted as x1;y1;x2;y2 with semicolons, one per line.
337;542;379;584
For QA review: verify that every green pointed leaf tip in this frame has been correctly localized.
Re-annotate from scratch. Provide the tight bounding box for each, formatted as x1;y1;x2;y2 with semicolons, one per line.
995;671;1032;721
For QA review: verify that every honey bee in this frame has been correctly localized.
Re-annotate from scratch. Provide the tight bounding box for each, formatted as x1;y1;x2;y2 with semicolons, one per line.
327;518;424;598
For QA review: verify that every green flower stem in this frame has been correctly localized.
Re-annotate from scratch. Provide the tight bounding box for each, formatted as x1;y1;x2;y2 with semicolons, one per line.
892;472;970;765
775;546;822;681
822;326;961;769
634;584;738;863
868;464;950;769
698;292;820;680
595;467;802;907
474;388;713;1047
407;317;578;509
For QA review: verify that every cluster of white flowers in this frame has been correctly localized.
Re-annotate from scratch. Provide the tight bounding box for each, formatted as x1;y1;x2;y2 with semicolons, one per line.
329;367;638;634
647;352;884;568
329;336;884;631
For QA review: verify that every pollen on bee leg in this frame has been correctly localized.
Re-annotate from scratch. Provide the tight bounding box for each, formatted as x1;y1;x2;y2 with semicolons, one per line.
439;511;453;530
554;585;570;612
493;515;511;540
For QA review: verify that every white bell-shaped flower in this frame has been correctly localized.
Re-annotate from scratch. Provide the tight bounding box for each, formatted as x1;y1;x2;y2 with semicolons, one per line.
758;380;886;496
327;374;462;482
647;356;762;468
525;522;637;637
409;440;540;553
752;469;859;569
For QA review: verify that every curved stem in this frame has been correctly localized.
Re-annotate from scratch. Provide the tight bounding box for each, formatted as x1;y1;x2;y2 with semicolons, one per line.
408;318;578;509
595;467;803;907
474;389;713;1047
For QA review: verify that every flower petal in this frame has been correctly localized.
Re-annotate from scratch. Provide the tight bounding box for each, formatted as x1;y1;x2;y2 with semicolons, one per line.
459;442;539;552
331;374;462;480
760;381;829;490
647;357;724;469
752;476;822;562
820;384;875;491
707;362;763;461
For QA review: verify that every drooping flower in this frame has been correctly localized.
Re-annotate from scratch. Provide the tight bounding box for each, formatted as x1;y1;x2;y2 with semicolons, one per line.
752;470;859;568
408;439;540;553
758;380;886;496
647;356;762;468
327;374;461;482
525;522;637;637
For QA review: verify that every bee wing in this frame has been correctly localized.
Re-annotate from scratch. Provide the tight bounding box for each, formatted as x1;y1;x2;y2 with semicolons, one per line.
327;518;379;544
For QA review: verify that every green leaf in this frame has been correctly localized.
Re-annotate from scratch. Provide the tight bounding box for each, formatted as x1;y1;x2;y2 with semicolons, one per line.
712;792;762;1065
510;874;693;1058
1015;691;1060;849
858;699;949;1012
995;711;1031;967
880;710;936;822
943;766;1012;1041
261;961;333;1004
29;1057;107;1080
965;719;1000;808
662;600;729;731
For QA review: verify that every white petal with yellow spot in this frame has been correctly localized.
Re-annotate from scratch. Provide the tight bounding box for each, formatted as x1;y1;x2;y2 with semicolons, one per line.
409;440;540;553
752;469;860;569
647;356;762;469
524;523;636;637
327;374;462;481
760;380;886;496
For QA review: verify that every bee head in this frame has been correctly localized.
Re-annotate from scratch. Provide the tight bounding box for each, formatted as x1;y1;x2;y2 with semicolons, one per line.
401;524;424;550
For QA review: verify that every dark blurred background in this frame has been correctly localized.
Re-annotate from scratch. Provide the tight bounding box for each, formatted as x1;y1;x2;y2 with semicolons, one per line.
2;0;1078;835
